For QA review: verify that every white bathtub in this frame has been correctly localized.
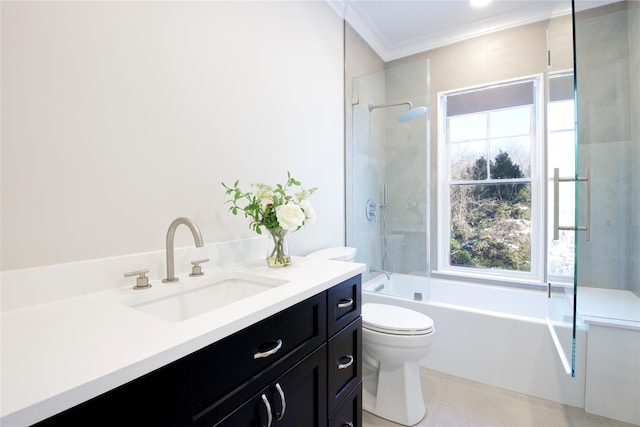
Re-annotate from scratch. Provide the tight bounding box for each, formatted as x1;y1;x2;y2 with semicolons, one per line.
363;273;588;408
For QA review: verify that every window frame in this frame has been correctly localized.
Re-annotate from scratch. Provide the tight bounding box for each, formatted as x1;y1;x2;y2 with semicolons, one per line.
436;75;545;285
546;70;577;284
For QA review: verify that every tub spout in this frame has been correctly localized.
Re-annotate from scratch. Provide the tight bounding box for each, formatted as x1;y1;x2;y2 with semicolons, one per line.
369;267;392;280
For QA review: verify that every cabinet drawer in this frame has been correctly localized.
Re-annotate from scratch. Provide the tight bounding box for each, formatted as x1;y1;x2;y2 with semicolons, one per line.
189;292;327;420
328;382;362;427
213;345;327;427
327;317;362;414
328;275;361;337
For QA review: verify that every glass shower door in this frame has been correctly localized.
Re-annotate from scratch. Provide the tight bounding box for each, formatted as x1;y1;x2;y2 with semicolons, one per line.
348;60;429;295
546;5;579;377
547;0;640;377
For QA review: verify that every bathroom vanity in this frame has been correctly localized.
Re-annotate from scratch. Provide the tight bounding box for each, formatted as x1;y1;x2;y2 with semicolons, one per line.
1;256;364;426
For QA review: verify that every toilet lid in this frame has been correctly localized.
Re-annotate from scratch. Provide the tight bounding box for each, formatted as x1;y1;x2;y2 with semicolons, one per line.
362;303;434;335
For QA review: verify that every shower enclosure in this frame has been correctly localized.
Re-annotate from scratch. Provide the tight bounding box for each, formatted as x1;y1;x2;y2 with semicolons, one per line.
347;59;430;297
347;0;638;379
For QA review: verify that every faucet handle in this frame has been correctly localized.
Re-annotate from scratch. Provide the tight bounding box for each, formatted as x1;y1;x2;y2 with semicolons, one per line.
124;269;152;290
190;258;210;277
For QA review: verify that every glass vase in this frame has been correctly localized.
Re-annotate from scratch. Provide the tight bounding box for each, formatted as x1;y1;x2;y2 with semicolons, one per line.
266;228;291;267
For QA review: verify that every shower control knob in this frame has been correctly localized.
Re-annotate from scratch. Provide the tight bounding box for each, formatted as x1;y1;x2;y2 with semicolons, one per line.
366;199;376;221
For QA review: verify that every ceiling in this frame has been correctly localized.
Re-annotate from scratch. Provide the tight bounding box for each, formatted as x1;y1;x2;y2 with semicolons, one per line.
327;0;620;61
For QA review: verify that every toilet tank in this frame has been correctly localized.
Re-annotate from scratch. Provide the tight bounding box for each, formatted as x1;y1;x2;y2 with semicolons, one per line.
305;247;357;262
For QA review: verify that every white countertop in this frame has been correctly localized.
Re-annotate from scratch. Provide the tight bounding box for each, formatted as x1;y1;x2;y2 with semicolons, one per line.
578;287;640;330
1;257;365;426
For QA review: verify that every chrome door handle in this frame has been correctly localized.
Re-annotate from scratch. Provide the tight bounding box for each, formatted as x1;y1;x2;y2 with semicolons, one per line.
254;339;283;359
337;354;354;370
260;394;273;427
337;298;354;308
553;167;591;241
274;382;286;421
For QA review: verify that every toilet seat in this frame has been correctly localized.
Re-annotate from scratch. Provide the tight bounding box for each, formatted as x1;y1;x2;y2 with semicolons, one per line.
362;303;434;336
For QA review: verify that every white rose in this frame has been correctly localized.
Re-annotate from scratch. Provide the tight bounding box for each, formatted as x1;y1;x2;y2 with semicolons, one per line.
276;202;306;231
299;199;316;225
260;197;273;210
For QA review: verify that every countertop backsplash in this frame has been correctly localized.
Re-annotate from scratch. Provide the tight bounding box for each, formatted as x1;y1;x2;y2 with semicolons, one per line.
1;236;264;312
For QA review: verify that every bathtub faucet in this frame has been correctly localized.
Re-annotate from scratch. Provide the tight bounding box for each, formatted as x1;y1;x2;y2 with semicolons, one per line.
369;266;392;280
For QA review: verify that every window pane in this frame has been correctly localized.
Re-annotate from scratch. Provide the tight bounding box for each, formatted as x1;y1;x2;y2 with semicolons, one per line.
548;230;575;277
489;136;531;177
548;100;575;131
450;183;531;271
451;140;487;180
548;130;575;173
448;113;486;141
490;106;530;137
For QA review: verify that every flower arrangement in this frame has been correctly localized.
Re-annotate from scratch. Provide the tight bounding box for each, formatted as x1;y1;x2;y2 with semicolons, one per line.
222;171;317;267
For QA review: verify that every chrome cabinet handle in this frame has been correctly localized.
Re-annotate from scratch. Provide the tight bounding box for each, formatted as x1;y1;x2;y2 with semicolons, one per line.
343;423;354;427
274;382;286;421
337;354;354;370
337;298;354;308
254;339;283;359
260;394;273;427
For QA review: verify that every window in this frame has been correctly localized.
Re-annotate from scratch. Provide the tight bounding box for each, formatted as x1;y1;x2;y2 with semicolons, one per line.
437;77;543;282
547;72;576;281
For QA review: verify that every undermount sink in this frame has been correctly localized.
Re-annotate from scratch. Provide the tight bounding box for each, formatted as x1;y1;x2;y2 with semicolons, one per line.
126;272;288;322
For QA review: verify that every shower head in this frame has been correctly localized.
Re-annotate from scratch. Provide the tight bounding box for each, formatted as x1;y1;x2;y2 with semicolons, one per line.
368;101;427;122
398;106;428;122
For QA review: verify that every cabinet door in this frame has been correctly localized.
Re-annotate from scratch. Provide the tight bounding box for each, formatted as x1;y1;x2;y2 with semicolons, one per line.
272;345;327;427
215;345;327;427
213;385;271;427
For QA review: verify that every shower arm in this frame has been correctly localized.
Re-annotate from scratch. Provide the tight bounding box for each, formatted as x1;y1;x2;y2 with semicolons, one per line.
368;101;413;112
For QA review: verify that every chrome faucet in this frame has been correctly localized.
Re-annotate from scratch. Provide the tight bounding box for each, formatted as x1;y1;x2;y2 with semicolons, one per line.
163;217;204;283
369;266;392;280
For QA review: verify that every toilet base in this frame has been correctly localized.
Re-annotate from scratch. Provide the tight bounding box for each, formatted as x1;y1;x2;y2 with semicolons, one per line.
362;360;426;426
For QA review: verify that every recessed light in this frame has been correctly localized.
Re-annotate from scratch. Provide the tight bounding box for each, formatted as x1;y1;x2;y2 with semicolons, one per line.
470;0;493;7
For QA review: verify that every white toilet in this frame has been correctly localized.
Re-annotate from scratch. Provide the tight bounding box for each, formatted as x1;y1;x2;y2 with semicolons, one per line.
362;303;434;426
306;247;435;426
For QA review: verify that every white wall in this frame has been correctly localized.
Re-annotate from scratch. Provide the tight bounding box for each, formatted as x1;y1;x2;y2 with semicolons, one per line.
1;1;345;271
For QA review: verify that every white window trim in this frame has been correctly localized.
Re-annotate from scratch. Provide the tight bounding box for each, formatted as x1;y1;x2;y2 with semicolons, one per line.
435;75;546;286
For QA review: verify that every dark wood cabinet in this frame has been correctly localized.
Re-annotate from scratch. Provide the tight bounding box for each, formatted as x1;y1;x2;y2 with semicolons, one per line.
214;345;327;427
329;385;362;427
328;318;362;414
34;275;362;427
189;292;327;424
327;275;361;337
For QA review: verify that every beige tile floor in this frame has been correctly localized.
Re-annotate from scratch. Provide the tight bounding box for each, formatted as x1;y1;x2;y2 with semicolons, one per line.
363;368;639;427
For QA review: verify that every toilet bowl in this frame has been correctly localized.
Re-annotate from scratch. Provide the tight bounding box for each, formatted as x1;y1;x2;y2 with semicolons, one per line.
362;303;435;426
